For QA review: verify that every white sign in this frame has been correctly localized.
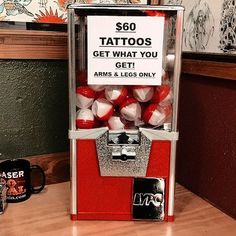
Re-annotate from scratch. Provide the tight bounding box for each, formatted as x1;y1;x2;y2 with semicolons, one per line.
87;16;165;85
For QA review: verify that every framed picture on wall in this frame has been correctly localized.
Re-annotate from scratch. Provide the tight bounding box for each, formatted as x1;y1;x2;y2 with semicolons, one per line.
0;0;149;24
0;0;68;24
162;0;236;55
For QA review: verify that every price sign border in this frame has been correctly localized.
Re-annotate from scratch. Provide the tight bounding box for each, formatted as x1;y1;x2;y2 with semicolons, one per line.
87;15;165;86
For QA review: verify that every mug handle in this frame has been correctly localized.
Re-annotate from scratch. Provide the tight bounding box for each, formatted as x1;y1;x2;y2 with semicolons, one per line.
30;165;46;194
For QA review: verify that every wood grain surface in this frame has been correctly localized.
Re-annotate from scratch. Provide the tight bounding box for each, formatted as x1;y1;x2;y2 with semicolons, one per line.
0;182;235;236
25;152;70;185
1;29;236;83
0;29;67;59
182;59;236;81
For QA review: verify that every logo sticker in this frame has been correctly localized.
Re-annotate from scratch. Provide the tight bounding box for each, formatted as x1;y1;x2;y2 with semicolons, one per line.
132;178;165;220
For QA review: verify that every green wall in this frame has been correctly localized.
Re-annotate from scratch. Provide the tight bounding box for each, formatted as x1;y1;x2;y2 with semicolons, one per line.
0;60;69;160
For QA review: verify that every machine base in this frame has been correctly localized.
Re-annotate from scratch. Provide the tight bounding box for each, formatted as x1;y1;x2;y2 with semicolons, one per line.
71;214;78;221
167;215;175;222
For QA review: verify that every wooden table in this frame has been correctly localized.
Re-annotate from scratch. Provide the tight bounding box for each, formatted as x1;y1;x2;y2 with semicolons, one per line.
0;182;235;236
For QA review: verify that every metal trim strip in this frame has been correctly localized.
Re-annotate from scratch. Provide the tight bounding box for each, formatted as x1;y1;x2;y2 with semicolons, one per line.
68;4;185;11
69;128;179;140
68;9;77;216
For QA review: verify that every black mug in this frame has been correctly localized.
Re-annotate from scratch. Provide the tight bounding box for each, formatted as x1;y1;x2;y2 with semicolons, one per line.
0;159;46;203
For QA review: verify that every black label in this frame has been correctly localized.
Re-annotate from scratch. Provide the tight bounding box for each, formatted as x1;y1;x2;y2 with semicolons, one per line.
132;178;165;220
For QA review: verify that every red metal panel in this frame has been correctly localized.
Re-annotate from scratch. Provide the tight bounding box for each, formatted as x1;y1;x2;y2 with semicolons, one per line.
147;140;171;221
76;139;171;220
147;141;171;177
77;140;133;220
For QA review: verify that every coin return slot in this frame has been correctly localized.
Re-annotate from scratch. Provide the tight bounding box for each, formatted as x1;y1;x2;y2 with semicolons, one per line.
112;146;136;161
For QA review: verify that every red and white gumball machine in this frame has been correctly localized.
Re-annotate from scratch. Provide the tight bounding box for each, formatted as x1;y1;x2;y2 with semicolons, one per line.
68;3;184;222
